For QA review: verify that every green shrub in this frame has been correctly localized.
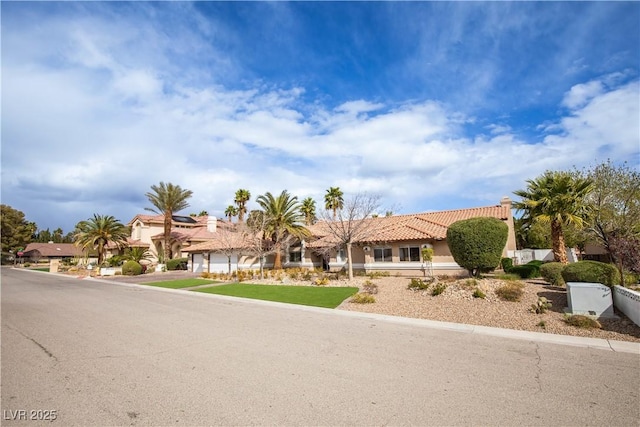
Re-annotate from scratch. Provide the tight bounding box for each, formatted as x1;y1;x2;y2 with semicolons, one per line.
166;258;188;271
565;314;601;329
446;217;508;277
501;257;513;272
495;282;524;301
362;280;378;294
461;278;479;289
122;260;142;276
561;261;620;287
107;255;124;267
472;288;486;299
351;293;376;304
510;264;540;279
431;283;447;296
540;262;566;286
407;278;432;290
527;260;545;267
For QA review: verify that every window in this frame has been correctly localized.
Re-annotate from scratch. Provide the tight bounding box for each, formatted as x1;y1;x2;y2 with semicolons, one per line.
373;247;392;262
289;252;302;262
399;246;421;262
336;248;345;262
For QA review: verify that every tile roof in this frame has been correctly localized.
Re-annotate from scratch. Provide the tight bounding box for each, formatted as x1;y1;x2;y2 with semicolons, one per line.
307;204;509;247
22;243;85;257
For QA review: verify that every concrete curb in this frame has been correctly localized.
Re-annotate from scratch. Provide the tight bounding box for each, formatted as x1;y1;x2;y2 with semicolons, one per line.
12;268;640;354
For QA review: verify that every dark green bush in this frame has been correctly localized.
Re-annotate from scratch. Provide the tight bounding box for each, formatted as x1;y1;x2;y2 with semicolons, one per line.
540;262;566;286
446;217;508;277
527;260;545;267
561;261;620;287
501;257;513;272
122;260;142;276
166;257;188;271
509;264;541;279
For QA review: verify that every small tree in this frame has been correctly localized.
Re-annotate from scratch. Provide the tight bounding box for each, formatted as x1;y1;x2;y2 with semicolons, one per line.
446;217;508;277
317;193;382;281
242;210;275;279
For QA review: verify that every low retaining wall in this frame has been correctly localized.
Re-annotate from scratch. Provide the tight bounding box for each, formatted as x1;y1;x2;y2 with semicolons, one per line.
613;286;640;327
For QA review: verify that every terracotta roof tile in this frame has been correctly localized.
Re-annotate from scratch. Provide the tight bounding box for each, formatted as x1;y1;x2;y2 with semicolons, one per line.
22;243;85;257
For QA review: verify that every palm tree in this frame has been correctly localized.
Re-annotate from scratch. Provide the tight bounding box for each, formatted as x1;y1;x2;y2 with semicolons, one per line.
123;246;152;263
256;190;310;269
234;189;251;223
74;214;130;265
225;205;238;222
145;182;193;261
300;197;317;226
513;171;593;264
324;187;344;220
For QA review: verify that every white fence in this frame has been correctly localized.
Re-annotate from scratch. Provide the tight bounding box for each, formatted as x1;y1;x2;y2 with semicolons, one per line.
507;248;578;265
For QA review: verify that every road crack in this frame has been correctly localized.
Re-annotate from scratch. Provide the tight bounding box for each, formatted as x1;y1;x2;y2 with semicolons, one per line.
533;342;543;393
5;323;58;362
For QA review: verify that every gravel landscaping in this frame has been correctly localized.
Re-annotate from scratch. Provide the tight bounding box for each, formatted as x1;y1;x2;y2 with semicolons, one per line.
247;275;640;343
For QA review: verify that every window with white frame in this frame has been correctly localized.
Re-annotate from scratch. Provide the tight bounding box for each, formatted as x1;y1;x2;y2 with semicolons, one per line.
373;247;392;262
399;246;421;262
336;248;346;262
289;251;302;262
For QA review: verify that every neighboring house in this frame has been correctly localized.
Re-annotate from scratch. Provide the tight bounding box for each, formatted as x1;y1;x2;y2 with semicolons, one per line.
183;197;517;277
107;214;232;262
21;242;86;262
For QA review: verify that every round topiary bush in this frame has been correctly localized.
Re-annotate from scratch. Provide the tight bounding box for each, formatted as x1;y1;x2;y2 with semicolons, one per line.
540;262;566;287
166;257;188;271
122;260;143;276
561;261;620;287
446;217;508;277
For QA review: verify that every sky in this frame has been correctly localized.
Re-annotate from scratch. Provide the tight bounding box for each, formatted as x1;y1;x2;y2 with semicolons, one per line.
2;1;639;233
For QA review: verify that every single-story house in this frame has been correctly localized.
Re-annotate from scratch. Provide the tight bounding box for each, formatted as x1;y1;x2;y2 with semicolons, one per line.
21;242;86;262
182;197;517;277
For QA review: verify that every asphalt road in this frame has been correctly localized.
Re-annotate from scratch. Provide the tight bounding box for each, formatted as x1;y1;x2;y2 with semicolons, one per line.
2;268;639;426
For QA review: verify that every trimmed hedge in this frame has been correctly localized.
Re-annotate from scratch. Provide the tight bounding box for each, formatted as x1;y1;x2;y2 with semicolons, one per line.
540;262;566;287
446;217;508;277
561;261;620;287
167;257;188;271
510;264;541;279
122;260;142;276
501;257;513;272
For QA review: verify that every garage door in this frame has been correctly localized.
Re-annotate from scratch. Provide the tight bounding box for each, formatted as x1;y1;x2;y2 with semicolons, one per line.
209;253;238;274
192;254;204;273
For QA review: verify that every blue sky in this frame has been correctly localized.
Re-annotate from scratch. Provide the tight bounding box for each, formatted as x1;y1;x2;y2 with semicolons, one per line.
2;1;639;233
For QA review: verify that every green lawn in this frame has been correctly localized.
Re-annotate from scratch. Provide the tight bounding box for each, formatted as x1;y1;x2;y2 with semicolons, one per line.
143;278;218;289
193;284;359;308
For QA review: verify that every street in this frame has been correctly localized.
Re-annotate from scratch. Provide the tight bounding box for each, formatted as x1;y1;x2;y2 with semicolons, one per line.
2;268;639;426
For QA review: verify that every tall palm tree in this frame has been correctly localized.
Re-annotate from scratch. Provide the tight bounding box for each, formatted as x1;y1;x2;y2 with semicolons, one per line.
225;205;238;222
74;214;130;265
300;197;317;226
324;187;344;220
256;190;310;269
513;171;593;264
234;189;251;223
145;182;193;261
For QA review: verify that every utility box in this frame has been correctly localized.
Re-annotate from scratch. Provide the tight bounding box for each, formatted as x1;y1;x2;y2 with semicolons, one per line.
566;282;616;318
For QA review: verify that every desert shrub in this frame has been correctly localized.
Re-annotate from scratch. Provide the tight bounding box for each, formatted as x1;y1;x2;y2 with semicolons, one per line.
407;278;432;290
106;255;124;267
314;277;329;286
431;283;447;296
446;217;508;277
472;288;486;299
362;280;378;294
166;258;188;271
302;270;313;281
530;296;552;314
368;271;390;278
540;262;566;287
201;272;211;279
501;257;513;272
461;278;479;289
495;273;522;281
146;266;156;274
565;314;601;329
351;293;376;304
122;260;142;276
510;264;541;279
495;282;524;301
562;261;620;287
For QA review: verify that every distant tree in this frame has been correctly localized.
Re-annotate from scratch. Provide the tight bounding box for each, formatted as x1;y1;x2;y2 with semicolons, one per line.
317;193;382;281
447;217;509;277
1;205;36;260
198;210;209;217
234;189;251;223
324;187;344;220
242;209;275;279
300;197;317;226
256;190;310;270
74;214;130;265
225;205;238;222
513;171;593;263
145;182;193;261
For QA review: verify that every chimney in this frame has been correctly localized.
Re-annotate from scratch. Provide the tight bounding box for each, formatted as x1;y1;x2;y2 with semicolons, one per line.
207;215;217;232
500;196;512;211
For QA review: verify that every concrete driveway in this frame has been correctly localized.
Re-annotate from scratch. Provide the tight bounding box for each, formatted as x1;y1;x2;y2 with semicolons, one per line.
2;268;639;426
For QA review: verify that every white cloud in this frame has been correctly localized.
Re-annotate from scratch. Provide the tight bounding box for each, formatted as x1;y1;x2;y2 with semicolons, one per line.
562;80;604;109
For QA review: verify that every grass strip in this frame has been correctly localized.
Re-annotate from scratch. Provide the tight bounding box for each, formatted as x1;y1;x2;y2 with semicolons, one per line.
194;284;359;309
143;278;218;289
